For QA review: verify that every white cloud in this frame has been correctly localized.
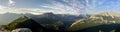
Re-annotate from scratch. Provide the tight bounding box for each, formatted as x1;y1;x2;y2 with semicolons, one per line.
40;0;101;15
0;5;7;9
0;5;9;14
40;0;86;15
1;0;119;15
8;0;16;6
40;0;120;15
0;5;41;15
0;5;75;15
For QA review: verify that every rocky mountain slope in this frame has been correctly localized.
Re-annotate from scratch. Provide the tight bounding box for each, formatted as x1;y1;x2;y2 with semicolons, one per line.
68;12;120;31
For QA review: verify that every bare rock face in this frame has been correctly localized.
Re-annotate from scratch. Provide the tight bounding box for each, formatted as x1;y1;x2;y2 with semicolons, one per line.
11;28;32;32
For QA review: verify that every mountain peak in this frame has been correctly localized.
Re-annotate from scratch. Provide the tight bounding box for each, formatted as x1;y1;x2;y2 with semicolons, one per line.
95;12;119;15
100;12;118;14
21;16;28;18
43;12;54;15
20;15;32;20
91;12;120;18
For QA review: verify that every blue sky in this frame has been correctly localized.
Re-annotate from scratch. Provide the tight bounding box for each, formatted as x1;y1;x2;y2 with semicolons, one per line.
0;0;120;15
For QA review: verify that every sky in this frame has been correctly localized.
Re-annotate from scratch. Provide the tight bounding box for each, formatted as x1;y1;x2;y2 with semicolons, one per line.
0;0;120;15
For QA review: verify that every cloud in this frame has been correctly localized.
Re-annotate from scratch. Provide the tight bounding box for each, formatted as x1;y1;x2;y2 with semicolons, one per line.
0;5;40;14
40;0;86;15
0;5;73;15
0;5;9;14
40;0;98;15
8;0;16;6
1;0;120;15
40;0;120;15
0;5;8;9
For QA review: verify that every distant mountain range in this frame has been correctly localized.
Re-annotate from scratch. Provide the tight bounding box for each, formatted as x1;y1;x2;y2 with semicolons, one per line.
2;12;89;32
0;13;22;24
1;12;120;32
0;12;90;25
0;12;90;31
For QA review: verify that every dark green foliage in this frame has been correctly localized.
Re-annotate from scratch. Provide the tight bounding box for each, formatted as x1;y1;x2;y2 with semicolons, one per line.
110;29;115;32
53;21;64;30
75;24;120;32
7;16;28;30
99;30;104;32
7;16;45;32
41;21;64;30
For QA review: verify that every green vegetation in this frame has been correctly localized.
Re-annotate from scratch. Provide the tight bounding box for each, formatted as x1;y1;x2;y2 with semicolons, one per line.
41;21;63;30
99;30;104;32
53;21;63;30
7;16;28;30
67;18;103;31
1;12;120;32
98;29;116;32
5;16;45;32
110;29;115;32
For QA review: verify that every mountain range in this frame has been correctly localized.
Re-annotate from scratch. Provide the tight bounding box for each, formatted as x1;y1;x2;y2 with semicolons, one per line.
68;12;120;31
0;12;90;31
0;12;89;25
1;12;120;32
